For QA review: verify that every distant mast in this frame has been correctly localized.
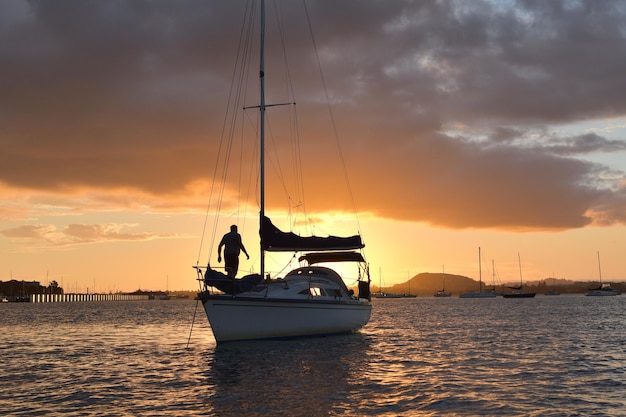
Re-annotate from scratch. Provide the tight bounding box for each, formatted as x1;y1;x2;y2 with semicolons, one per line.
518;252;523;286
478;247;482;292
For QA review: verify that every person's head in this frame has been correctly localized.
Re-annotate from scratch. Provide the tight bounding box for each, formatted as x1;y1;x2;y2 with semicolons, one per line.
230;225;238;232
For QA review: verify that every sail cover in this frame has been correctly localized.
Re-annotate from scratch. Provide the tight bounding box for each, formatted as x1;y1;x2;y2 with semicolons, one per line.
261;216;364;252
298;251;365;264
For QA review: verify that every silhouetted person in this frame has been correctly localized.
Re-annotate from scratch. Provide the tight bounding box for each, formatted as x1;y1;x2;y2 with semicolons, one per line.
217;225;250;277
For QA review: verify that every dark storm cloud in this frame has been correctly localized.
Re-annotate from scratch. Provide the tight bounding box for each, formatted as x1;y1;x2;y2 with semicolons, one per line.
1;0;625;229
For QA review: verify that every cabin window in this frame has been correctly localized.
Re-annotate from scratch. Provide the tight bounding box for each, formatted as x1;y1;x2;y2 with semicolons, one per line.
309;287;323;297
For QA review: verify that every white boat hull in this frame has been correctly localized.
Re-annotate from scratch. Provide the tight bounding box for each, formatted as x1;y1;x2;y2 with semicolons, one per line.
202;296;371;343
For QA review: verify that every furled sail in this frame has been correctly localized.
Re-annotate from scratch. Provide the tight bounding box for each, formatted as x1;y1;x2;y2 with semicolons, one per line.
298;252;365;264
203;266;262;294
261;216;364;252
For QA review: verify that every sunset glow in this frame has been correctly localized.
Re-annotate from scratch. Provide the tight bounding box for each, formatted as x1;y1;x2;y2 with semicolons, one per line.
2;1;626;292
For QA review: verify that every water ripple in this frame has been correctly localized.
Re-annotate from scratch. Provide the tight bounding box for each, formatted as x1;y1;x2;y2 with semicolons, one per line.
1;296;625;415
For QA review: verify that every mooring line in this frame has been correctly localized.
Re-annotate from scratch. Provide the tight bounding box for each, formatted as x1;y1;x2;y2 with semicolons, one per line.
185;298;201;349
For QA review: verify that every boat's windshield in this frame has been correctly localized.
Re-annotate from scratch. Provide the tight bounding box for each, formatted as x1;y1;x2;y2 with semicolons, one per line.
285;266;349;292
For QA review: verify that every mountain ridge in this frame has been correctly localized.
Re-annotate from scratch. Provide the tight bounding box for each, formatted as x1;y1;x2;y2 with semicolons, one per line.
375;272;626;296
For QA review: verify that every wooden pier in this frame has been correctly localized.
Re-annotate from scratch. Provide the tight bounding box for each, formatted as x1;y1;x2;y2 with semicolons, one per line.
29;293;150;302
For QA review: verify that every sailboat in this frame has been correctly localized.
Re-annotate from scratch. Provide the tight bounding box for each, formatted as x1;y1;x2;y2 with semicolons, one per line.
543;278;560;296
372;268;414;298
502;253;536;298
194;1;372;343
586;252;621;296
459;247;497;298
159;275;171;300
485;259;502;296
434;266;451;297
372;267;398;298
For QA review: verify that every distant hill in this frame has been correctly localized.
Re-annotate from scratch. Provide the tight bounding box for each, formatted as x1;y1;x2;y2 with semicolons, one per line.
375;272;478;296
373;273;626;296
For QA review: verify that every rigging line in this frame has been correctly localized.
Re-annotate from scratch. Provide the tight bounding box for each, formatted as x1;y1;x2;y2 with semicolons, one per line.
272;252;298;278
197;1;255;266
249;2;302;231
233;2;261;238
302;0;363;236
216;2;256;226
240;109;258;239
212;1;258;263
272;1;308;231
265;115;298;208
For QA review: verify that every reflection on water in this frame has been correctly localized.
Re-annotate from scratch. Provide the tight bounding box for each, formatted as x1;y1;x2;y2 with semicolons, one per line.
204;335;371;416
1;296;625;416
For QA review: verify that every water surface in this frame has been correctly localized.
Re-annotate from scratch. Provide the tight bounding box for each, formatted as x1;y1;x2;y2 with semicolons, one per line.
1;296;624;416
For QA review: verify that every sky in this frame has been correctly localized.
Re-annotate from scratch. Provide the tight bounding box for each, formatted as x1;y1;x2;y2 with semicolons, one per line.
2;0;626;292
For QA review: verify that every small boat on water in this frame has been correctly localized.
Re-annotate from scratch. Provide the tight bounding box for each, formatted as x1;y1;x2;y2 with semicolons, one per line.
543;289;560;296
434;266;451;297
194;1;371;343
586;252;621;296
586;285;621;296
502;253;536;298
372;269;416;298
460;247;497;298
159;276;171;300
502;291;536;298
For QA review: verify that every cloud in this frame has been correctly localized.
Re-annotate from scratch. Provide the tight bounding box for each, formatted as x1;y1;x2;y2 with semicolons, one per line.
586;179;626;226
1;224;56;239
1;222;179;248
1;0;626;231
537;133;626;156
348;131;609;230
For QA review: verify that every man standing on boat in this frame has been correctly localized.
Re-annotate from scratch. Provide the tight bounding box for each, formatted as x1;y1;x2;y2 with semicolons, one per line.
217;225;250;277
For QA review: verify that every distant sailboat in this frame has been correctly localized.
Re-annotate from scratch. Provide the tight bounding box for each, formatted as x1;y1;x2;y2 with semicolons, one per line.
372;268;414;298
502;253;536;298
159;275;171;300
586;252;621;296
543;277;560;296
373;267;393;298
434;266;451;297
485;259;502;296
459;247;497;298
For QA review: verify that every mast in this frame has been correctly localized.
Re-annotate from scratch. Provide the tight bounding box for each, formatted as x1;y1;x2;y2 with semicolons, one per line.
597;251;602;284
478;247;482;292
259;0;266;279
518;252;522;287
441;265;446;292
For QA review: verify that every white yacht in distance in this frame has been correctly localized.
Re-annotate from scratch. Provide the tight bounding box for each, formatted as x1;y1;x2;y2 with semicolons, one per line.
434;266;451;297
586;252;621;296
460;247;497;298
